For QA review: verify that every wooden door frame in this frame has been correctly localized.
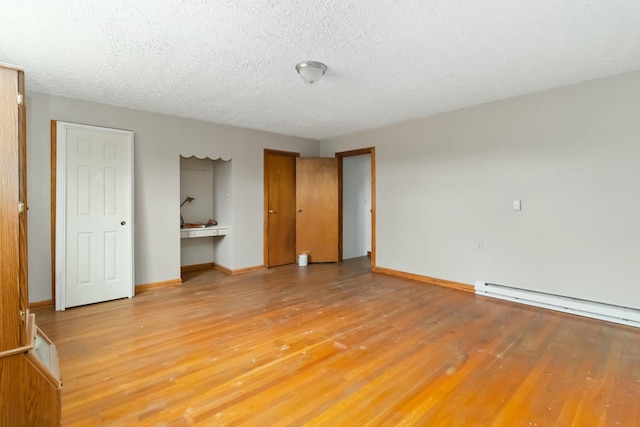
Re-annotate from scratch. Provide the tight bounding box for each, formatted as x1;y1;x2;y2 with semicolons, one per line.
50;121;57;308
263;149;300;267
335;147;376;268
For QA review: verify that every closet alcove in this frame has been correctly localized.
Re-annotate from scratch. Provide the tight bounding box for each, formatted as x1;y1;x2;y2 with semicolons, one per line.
179;155;232;272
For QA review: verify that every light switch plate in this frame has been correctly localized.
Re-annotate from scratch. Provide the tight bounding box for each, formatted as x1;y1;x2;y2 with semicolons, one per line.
513;200;522;211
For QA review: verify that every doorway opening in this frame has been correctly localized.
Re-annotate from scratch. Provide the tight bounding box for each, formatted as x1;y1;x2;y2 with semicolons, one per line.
336;147;376;268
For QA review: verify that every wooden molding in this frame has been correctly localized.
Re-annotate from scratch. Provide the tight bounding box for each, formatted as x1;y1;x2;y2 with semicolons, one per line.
263;150;269;268
50;120;57;307
28;299;54;310
180;263;267;275
213;264;233;275
180;263;214;273
263;148;299;157
370;148;376;269
215;264;267;275
135;278;182;294
335;147;375;158
372;266;474;293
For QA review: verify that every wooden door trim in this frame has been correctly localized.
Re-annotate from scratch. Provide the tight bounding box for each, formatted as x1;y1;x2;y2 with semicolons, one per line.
50;120;57;308
264;149;299;157
335;147;376;269
263;149;299;267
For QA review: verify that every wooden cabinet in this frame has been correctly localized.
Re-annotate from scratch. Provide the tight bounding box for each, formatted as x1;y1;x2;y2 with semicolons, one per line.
0;63;61;426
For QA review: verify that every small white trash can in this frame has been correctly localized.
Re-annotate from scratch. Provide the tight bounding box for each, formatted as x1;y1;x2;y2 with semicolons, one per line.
298;253;308;266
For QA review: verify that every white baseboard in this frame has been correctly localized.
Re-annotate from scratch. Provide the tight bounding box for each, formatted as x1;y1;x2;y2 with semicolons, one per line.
474;281;640;328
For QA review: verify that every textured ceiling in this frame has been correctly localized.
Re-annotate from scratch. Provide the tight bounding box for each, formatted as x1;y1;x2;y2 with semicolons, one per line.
1;1;640;140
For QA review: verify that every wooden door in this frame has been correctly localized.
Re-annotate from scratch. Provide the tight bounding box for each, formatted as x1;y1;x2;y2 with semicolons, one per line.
0;65;26;351
0;64;62;427
296;157;339;263
56;122;134;309
265;151;297;267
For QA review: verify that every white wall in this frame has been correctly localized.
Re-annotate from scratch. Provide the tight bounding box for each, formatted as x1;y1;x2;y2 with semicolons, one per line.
321;71;640;310
212;159;233;268
180;156;215;227
343;154;371;259
26;92;319;302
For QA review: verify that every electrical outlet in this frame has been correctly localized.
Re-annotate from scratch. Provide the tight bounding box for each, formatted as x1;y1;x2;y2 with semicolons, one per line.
476;241;484;251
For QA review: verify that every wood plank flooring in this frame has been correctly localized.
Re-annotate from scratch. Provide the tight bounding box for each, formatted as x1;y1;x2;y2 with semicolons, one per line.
33;257;640;426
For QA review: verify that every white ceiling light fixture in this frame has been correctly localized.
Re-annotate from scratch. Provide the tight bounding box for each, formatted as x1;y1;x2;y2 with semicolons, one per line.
295;61;327;84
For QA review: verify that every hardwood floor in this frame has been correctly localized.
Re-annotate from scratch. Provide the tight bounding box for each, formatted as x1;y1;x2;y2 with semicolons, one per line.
34;257;640;426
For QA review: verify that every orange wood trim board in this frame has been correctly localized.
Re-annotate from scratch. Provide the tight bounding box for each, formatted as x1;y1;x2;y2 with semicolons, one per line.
372;266;474;293
213;264;233;275
182;263;235;275
28;299;54;309
50;120;57;307
135;278;182;294
180;263;214;273
214;264;267;275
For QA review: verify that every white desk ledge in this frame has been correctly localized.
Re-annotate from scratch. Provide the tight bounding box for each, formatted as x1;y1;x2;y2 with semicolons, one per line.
180;226;229;238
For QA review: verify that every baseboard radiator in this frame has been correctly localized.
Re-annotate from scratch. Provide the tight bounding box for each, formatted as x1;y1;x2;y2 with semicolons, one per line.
474;281;640;328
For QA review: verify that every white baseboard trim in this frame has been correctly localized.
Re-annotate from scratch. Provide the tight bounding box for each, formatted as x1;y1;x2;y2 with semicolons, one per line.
474;281;640;328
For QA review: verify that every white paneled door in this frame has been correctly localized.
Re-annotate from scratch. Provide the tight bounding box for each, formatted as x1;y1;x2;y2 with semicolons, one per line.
56;122;134;310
